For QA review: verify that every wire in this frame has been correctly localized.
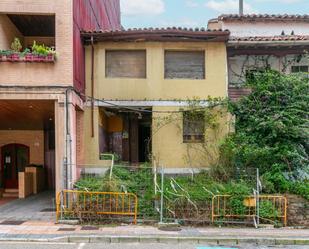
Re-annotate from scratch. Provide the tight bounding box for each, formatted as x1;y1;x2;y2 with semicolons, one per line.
81;93;226;114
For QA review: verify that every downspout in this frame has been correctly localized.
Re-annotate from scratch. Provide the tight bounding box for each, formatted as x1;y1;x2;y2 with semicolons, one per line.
65;87;72;189
91;36;95;138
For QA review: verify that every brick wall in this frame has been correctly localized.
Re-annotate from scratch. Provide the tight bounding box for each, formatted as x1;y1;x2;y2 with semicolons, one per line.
0;14;23;49
0;130;44;165
0;0;73;86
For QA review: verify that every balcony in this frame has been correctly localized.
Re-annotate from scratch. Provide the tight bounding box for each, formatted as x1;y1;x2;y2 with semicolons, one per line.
0;14;56;63
0;13;72;86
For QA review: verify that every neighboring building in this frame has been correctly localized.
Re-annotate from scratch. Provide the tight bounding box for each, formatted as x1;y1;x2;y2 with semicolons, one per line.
81;28;232;173
0;0;120;196
208;14;309;100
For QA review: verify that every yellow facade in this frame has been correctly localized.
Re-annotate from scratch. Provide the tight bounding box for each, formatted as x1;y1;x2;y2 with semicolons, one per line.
84;41;230;170
85;42;228;100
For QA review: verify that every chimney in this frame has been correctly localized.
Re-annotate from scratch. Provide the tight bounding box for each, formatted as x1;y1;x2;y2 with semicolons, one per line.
239;0;244;16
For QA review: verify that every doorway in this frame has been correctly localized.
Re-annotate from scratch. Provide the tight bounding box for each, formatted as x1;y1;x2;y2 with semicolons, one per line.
138;122;151;162
1;144;29;189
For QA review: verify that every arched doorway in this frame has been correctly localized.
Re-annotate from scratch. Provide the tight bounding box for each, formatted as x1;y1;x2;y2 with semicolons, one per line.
1;144;29;189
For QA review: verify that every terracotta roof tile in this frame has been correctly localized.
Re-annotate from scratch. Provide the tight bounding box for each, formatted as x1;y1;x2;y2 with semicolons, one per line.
81;27;229;34
81;28;230;43
230;35;309;42
219;14;309;21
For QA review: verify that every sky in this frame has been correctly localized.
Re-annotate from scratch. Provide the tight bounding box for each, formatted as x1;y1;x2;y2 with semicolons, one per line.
120;0;309;28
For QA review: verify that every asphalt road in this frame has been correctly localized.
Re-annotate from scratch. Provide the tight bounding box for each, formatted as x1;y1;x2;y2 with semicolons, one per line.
0;242;308;249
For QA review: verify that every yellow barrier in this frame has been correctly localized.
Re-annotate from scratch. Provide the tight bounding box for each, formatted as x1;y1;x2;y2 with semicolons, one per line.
212;195;287;226
56;190;138;224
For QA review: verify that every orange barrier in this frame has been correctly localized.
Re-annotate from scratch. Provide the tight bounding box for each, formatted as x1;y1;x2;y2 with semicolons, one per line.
56;190;138;224
212;195;287;226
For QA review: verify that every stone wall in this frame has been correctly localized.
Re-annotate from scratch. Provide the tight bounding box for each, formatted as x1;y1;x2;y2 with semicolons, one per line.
286;194;309;227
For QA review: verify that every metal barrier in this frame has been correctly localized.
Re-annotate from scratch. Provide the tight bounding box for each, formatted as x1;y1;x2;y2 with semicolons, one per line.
56;190;138;224
212;195;287;226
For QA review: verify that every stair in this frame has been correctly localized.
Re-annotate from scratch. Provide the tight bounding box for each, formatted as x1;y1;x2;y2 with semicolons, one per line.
2;189;18;198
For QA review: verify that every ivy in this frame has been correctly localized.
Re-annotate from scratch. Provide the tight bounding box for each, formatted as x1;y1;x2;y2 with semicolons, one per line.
219;70;309;198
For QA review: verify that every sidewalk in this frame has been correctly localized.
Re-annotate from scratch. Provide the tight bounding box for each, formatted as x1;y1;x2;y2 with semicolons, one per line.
0;220;308;245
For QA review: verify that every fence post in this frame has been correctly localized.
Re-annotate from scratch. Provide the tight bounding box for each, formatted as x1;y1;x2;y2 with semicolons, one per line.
160;166;164;223
256;168;260;227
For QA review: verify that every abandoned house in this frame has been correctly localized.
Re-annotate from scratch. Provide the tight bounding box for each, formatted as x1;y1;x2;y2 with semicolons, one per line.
81;28;233;174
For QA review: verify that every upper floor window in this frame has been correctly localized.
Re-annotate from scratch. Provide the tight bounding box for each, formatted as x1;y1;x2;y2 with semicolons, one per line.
183;111;205;143
105;50;146;78
164;51;205;79
291;65;308;73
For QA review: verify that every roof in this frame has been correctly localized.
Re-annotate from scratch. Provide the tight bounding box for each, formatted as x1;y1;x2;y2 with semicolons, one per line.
230;35;309;42
81;28;230;43
218;14;309;22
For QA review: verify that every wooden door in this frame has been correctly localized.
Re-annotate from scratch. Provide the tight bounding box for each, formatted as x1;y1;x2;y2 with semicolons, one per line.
1;144;29;189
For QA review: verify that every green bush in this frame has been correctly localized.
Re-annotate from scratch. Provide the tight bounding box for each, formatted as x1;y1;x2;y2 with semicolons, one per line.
216;70;309;199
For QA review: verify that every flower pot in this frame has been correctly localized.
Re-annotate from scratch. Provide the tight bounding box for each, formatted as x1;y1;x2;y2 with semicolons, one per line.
7;53;20;62
38;55;46;62
46;54;55;62
32;54;40;62
25;53;33;62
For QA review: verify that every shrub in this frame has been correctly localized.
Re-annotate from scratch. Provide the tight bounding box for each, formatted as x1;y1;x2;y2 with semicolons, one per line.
217;70;309;198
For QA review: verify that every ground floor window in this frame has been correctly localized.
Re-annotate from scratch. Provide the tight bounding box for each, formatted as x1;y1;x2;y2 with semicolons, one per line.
183;111;205;143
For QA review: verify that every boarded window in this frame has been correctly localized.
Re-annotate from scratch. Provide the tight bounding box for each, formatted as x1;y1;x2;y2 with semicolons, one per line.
105;50;146;78
165;51;205;79
183;111;205;143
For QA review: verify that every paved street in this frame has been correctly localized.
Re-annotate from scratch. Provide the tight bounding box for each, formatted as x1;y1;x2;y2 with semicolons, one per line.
0;242;308;249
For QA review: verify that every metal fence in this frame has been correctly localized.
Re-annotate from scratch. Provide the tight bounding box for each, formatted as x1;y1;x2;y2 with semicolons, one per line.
61;162;288;227
212;195;287;226
56;189;138;224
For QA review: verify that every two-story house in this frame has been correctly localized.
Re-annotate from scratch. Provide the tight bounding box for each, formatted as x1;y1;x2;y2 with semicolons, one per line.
81;28;232;174
208;14;309;100
0;0;120;198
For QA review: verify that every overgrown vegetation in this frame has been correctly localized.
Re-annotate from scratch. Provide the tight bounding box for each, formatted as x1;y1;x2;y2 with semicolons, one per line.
75;70;308;225
217;70;309;199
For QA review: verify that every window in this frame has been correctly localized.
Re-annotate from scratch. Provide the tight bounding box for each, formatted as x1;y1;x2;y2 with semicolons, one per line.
291;65;309;73
164;51;205;79
183;111;205;143
105;50;146;78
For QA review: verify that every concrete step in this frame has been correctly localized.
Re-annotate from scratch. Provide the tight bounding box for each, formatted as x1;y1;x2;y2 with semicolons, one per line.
4;189;18;193
3;189;18;198
2;193;18;198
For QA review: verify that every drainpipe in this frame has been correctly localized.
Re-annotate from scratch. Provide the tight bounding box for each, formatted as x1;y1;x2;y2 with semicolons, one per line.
65;88;72;189
91;36;95;138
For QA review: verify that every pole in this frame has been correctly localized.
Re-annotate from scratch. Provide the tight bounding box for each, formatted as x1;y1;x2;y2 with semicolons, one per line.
256;168;260;227
160;166;164;223
239;0;244;16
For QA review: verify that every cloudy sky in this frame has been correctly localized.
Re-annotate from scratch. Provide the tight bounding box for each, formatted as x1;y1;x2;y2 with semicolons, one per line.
120;0;309;28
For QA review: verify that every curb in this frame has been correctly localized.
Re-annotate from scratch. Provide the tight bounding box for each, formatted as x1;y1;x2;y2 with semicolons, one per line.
0;236;308;245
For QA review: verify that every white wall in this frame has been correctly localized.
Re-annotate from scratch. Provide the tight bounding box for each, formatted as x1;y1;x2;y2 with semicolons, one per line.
221;21;309;37
228;54;309;85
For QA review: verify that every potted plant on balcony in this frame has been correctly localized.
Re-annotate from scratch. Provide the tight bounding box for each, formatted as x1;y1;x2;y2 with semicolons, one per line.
0;50;13;62
7;37;22;62
22;48;33;62
32;41;55;62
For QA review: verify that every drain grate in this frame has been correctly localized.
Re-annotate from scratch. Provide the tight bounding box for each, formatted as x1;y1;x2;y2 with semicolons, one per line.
40;208;56;212
0;220;25;225
81;226;99;231
57;228;76;231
